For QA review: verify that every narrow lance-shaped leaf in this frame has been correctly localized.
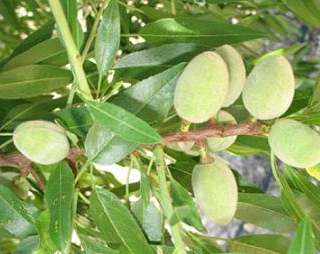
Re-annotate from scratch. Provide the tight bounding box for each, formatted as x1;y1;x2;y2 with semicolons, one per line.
90;189;154;254
95;0;121;75
0;65;72;99
0;184;39;238
45;161;75;251
170;178;205;231
235;193;297;233
8;21;55;60
115;43;202;69
229;234;291;254
111;63;185;125
140;17;268;47
3;38;66;71
86;100;162;144
287;218;314;254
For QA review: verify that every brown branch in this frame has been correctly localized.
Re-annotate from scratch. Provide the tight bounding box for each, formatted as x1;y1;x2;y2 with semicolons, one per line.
0;122;264;189
0;147;83;191
163;122;264;144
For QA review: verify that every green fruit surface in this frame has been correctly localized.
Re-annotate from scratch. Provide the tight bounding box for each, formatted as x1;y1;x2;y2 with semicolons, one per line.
242;56;295;120
167;142;200;156
269;119;320;168
216;45;246;107
13;120;70;165
192;159;238;225
207;110;237;152
174;51;229;123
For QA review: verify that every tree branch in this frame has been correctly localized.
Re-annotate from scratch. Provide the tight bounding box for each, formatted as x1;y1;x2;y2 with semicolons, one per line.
163;121;264;144
0;122;264;189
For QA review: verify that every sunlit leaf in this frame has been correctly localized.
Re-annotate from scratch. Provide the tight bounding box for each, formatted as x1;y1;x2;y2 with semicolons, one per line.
86;100;162;144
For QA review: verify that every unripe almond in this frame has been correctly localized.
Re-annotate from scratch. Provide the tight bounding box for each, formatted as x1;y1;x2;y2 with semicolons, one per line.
174;51;229;123
167;142;200;156
242;56;295;120
215;45;246;107
13;120;70;165
269;119;320;168
192;159;238;225
207;110;237;152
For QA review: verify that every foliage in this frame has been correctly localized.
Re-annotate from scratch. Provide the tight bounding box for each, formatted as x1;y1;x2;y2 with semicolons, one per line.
0;0;320;253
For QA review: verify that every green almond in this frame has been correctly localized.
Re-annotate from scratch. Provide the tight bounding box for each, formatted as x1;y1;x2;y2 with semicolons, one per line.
192;158;238;225
269;119;320;168
174;51;229;123
13;120;70;165
242;56;295;120
216;45;246;107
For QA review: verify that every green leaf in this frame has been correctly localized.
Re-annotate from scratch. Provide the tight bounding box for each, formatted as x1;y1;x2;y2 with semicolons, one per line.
186;234;226;254
283;0;320;28
168;206;190;226
115;44;201;69
59;0;84;48
295;194;320;249
1;98;64;131
170;178;205;231
89;188;154;254
235;193;297;233
14;235;39;254
86;100;162;144
95;0;120;75
3;38;66;71
287;218;314;254
35;211;57;254
0;65;72;99
54;107;93;138
229;234;291;254
270;153;305;220
111;63;185;125
44;161;75;251
252;43;306;65
131;199;162;242
79;234;119;254
9;21;55;60
140;18;267;47
85;122;137;165
285;166;320;207
0;184;39;238
290;112;320;126
308;72;320;112
232;136;270;155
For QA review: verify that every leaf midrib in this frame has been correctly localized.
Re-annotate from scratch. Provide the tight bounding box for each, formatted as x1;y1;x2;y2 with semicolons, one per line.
0;76;70;89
